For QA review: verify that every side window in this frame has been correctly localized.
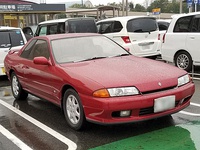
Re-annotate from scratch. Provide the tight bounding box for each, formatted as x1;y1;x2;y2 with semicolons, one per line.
113;21;123;32
20;39;37;59
38;26;47;36
98;22;113;34
191;17;200;32
28;40;50;60
174;16;192;32
58;23;65;33
48;24;58;35
158;22;169;31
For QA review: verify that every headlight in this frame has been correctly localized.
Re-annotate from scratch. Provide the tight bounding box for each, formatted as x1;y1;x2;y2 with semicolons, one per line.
178;74;190;87
108;87;139;97
93;87;139;98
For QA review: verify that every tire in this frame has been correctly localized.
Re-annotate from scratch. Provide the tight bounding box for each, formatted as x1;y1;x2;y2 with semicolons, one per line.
63;89;86;130
11;72;28;100
175;51;192;72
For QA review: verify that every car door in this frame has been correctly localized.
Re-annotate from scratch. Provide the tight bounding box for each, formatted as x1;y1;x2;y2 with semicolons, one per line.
20;39;58;103
186;15;200;64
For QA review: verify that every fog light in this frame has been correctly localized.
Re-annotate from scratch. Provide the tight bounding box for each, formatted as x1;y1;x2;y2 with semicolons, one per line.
120;110;131;117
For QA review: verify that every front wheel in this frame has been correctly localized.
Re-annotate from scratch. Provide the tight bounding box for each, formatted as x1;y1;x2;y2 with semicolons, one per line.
63;89;86;130
11;72;28;100
175;51;192;72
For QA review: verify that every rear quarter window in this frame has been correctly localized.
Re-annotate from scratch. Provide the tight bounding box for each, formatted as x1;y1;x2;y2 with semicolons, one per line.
173;16;193;32
127;18;158;32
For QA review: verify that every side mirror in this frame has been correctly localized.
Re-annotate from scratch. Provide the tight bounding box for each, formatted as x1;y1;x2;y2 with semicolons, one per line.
33;57;50;65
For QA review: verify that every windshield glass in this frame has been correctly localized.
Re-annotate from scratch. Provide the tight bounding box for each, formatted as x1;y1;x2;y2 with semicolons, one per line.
127;18;158;32
51;35;130;63
68;19;97;33
0;29;24;48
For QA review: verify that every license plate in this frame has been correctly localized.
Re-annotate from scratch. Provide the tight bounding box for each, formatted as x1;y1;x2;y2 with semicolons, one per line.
142;45;150;50
1;67;5;74
154;95;175;113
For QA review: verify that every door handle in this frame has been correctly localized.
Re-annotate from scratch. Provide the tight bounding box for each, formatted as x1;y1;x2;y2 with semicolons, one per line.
190;36;195;39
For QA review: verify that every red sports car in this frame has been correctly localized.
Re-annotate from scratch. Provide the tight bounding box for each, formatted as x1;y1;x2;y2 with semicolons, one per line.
4;33;195;130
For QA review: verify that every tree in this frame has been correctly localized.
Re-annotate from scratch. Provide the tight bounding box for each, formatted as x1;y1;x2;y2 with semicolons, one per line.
70;3;87;8
129;2;134;11
135;4;146;12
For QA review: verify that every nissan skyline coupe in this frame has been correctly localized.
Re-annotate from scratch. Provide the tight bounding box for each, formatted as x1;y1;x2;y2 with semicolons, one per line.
4;33;195;130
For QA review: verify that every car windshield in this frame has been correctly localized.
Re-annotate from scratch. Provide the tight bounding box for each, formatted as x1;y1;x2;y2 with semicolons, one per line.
51;35;130;63
68;19;97;33
127;18;158;33
0;29;24;48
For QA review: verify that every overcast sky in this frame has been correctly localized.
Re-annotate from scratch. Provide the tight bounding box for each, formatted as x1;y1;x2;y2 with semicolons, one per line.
28;0;144;6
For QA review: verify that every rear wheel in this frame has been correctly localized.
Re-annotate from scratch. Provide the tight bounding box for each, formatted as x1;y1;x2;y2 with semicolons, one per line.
63;89;86;130
11;72;28;100
175;51;192;72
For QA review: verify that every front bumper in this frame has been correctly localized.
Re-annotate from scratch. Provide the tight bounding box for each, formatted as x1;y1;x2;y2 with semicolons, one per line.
81;82;195;125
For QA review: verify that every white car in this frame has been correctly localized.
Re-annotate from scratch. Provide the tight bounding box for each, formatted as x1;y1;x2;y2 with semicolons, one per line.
0;26;27;76
96;16;161;58
161;12;200;72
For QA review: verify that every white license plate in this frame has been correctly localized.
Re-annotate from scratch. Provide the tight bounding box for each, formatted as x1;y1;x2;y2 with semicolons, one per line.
142;45;150;50
154;95;175;113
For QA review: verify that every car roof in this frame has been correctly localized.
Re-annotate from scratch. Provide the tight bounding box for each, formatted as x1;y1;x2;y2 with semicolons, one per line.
39;17;95;25
0;26;21;30
171;11;200;19
35;33;102;41
97;16;156;23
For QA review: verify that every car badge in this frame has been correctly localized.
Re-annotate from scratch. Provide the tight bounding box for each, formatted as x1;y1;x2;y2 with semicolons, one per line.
158;82;162;86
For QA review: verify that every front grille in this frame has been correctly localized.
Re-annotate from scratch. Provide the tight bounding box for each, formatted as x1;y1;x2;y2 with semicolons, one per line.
141;86;177;95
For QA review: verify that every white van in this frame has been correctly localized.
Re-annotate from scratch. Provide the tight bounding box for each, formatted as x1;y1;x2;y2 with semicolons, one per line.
0;26;27;76
96;16;161;58
35;17;97;36
161;12;200;72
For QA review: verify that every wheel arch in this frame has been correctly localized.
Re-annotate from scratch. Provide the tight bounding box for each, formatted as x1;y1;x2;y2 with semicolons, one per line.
9;69;15;79
173;49;193;63
61;84;78;111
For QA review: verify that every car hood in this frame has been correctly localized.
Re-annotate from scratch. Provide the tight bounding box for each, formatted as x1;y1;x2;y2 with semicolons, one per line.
60;56;186;92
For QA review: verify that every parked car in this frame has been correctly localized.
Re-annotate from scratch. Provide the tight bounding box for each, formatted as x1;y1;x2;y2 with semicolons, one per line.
96;16;161;58
4;33;195;130
35;17;97;36
0;26;27;76
161;12;200;72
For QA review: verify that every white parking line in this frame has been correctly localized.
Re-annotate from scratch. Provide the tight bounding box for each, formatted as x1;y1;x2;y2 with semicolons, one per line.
179;102;200;116
0;99;77;150
190;102;200;107
0;124;33;150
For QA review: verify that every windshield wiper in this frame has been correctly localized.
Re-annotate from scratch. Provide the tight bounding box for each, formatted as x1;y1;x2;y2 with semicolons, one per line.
78;56;107;62
114;53;130;57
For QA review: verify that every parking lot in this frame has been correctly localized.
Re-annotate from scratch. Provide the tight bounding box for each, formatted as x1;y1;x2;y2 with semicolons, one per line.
0;64;200;150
